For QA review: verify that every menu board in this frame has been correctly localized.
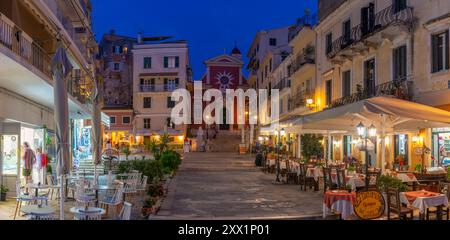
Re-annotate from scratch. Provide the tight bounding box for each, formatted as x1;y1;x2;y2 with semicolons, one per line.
353;191;385;220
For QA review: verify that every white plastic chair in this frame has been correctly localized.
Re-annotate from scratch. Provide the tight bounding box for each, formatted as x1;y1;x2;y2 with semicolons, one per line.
99;182;124;218
46;175;60;200
13;181;35;220
27;212;55;220
118;201;133;220
74;178;95;208
73;209;103;220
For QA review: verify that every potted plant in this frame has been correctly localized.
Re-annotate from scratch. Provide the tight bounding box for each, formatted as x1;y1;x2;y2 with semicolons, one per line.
345;184;353;193
414;164;423;173
347;165;356;175
0;185;9;201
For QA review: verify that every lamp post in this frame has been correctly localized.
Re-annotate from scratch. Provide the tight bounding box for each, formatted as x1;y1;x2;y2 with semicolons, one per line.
275;128;286;182
357;122;377;191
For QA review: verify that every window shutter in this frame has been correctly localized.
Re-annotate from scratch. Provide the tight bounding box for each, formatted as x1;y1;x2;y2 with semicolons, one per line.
151;78;155;85
175;57;179;68
446;31;449;70
164;78;168;85
432;35;439;73
175;78;179;85
361;7;368;35
164;57;168;68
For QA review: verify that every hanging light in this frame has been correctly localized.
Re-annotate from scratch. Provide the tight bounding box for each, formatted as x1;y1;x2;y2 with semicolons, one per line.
368;124;377;138
280;128;286;136
357;122;366;137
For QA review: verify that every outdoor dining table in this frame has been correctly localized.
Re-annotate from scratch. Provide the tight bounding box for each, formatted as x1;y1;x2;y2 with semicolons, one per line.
21;205;55;219
306;167;323;181
391;172;419;183
89;184;118;207
323;190;356;220
400;190;449;220
70;207;106;220
25;183;49;198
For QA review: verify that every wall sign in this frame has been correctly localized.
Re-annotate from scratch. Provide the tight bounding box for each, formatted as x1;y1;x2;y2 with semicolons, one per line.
353;191;385;220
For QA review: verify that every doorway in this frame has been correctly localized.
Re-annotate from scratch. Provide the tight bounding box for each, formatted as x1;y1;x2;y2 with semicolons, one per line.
364;59;376;97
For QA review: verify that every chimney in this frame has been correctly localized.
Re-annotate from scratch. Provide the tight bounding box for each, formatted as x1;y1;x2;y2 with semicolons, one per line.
137;32;143;44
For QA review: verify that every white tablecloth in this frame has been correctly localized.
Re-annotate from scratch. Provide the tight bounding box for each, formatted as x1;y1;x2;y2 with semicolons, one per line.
323;200;354;220
400;191;449;214
306;167;323;181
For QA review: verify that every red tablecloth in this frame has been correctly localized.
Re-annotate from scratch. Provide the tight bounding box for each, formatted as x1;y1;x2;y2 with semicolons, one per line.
324;191;356;209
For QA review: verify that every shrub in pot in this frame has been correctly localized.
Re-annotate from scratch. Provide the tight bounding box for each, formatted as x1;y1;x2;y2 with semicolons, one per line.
0;185;9;201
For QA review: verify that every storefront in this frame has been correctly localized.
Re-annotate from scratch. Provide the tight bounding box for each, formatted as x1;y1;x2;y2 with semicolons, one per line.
432;128;450;167
72;119;93;171
1;123;55;188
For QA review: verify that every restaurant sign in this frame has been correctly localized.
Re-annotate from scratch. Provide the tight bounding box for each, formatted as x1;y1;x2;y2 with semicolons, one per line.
353;191;385;220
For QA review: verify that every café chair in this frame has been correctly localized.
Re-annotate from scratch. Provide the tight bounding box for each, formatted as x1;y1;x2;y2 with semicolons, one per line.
387;187;414;220
336;169;347;190
425;182;450;220
323;167;337;193
99;182;124;218
299;164;317;191
46;175;60;200
117;201;133;220
13;182;35;220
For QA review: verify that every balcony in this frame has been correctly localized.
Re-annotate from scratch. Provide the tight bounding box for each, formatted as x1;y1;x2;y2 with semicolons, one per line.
327;4;413;61
140;84;180;93
289;89;314;110
0;12;92;110
327;77;413;109
273;78;291;92
289;46;315;76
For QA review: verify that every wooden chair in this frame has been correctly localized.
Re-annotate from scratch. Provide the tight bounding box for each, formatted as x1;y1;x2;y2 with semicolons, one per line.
285;161;297;184
336;169;347;190
425;182;449;220
323;167;337;192
299;164;318;191
387;187;414;220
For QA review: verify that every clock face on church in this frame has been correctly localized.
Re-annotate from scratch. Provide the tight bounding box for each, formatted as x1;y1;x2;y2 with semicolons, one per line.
215;71;234;92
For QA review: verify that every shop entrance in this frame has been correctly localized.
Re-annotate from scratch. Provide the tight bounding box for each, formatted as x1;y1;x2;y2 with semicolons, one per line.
2;135;19;183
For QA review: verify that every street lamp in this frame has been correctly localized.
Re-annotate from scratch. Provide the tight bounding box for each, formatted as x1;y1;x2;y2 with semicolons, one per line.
275;128;286;182
356;122;377;191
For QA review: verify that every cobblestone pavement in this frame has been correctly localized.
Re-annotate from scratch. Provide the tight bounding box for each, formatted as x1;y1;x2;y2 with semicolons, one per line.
152;152;324;220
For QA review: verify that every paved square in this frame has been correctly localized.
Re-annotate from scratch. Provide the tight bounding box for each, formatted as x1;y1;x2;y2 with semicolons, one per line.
152;152;324;220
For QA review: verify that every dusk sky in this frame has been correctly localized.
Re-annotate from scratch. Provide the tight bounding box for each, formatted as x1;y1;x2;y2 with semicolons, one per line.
91;0;318;79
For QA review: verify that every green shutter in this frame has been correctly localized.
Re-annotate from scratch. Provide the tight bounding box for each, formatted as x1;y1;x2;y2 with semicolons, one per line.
446;31;450;70
432;35;439;73
164;57;168;68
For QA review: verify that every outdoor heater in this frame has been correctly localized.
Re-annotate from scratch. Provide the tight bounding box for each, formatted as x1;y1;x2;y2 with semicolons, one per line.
356;122;377;191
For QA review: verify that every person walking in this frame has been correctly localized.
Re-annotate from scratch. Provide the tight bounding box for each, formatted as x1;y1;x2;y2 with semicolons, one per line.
35;147;46;184
22;142;36;194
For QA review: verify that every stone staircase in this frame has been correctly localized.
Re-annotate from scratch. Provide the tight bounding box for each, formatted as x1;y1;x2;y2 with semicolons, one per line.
207;131;242;153
76;158;105;174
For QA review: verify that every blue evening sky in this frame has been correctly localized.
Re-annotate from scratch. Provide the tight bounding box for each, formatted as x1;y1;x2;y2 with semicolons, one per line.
91;0;318;79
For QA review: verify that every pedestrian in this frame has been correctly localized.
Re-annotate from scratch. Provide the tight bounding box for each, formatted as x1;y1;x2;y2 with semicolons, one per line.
22;142;36;194
35;147;46;184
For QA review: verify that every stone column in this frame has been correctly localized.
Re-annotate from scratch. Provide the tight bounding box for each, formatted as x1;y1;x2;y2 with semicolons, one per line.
328;131;332;162
297;134;302;159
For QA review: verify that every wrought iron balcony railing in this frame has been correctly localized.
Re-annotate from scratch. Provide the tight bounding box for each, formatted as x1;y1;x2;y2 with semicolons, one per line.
289;47;315;76
289;89;314;110
140;84;180;92
327;4;413;59
326;77;413;109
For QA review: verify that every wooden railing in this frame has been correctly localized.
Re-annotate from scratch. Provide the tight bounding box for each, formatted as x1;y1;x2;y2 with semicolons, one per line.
327;4;413;59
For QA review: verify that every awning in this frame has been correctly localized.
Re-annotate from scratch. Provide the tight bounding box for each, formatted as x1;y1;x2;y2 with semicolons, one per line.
280;96;450;134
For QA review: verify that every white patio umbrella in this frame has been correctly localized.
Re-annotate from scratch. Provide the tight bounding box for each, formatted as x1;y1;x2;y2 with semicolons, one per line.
51;41;73;220
91;76;103;185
